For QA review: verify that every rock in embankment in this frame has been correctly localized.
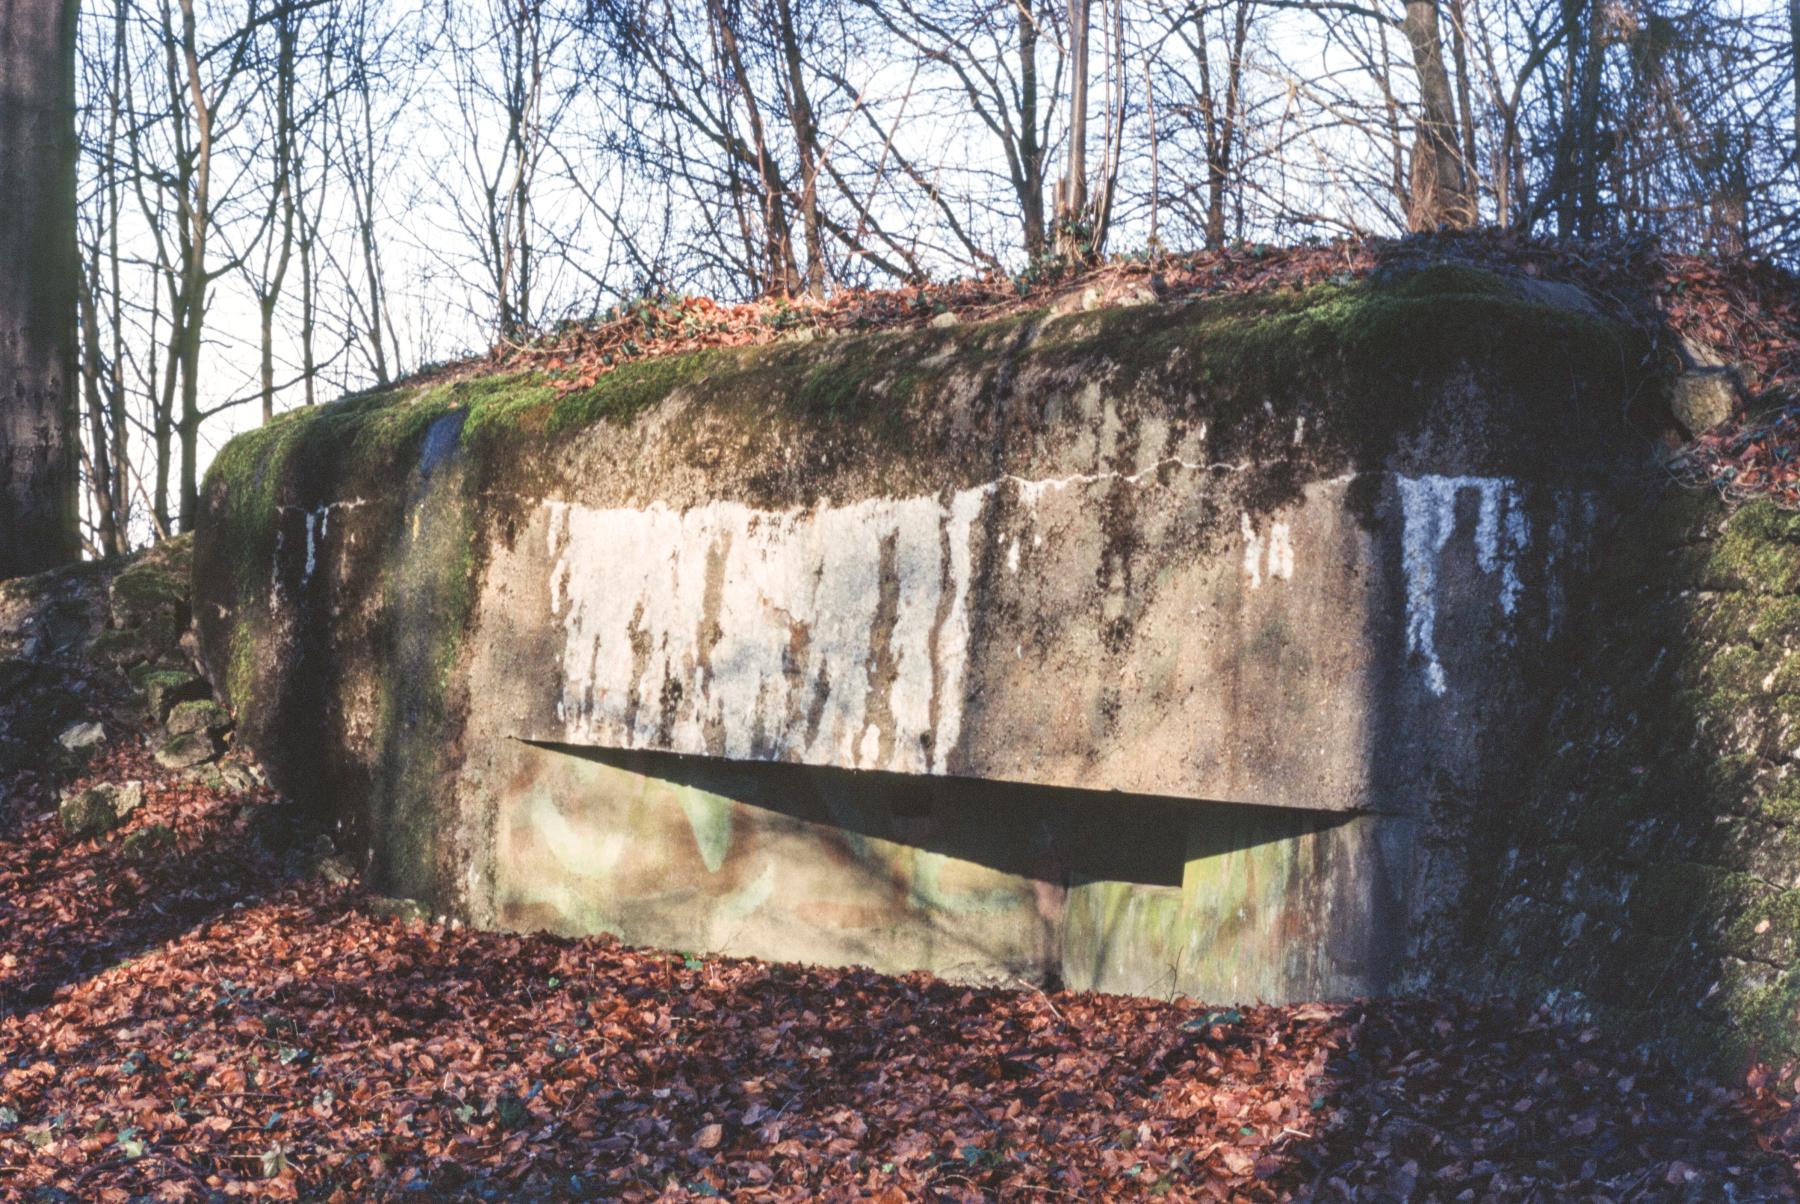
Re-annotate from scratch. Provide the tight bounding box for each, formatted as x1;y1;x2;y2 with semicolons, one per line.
154;731;221;771
59;781;143;840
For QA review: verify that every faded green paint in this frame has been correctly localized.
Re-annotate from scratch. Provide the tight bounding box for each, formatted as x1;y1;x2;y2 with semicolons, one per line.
487;743;1392;1000
672;785;735;873
910;850;1037;916
1066;808;1375;1003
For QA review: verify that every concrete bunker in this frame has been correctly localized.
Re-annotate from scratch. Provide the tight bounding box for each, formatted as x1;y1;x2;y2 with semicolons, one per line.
194;270;1652;1003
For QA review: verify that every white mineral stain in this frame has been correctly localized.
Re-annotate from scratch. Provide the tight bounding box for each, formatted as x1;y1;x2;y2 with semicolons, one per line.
1240;512;1265;589
546;461;1243;776
303;512;320;581
1398;475;1546;696
271;499;369;594
548;488;970;774
1240;514;1296;586
1268;521;1295;581
1398;476;1464;697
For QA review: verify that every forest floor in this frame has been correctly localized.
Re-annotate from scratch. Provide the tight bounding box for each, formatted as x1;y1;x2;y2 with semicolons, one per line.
1;663;1798;1200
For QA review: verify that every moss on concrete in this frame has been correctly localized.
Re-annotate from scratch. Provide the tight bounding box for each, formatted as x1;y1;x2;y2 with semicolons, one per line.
1471;488;1800;1074
204;264;1642;518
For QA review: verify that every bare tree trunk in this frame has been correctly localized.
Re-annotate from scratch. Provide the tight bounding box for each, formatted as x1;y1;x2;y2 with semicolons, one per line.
77;268;119;556
105;0;130;542
1197;1;1251;250
299;202;321;402
1054;0;1090;260
174;0;212;532
775;0;826;297
1017;1;1047;257
258;7;299;425
1571;0;1603;236
1401;0;1473;230
350;82;390;384
1446;0;1478;204
0;0;81;579
1083;0;1124;256
710;0;800;295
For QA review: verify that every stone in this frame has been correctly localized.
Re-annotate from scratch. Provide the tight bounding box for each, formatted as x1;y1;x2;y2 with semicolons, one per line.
0;563;109;655
1669;367;1740;435
1677;333;1729;370
154;731;220;771
56;721;106;752
14;687;81;746
107;534;191;636
1511;277;1603;318
1045;284;1108;316
215;761;258;793
87;627;155;669
366;896;429;924
312;853;357;886
242;798;313;853
185;759;257;794
136;667;209;720
122;824;177;858
165;699;232;738
59;781;143;840
928;310;960;329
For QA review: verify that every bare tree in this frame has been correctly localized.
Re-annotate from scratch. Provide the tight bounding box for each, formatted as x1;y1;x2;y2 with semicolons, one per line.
844;0;1064;264
1156;0;1258;248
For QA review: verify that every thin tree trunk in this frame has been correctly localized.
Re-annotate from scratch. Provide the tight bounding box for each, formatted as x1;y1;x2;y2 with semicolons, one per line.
175;0;212;532
259;9;299;425
354;88;390;384
711;0;800;295
78;270;119;556
1573;0;1603;235
1401;0;1473;230
1447;0;1479;206
300;214;320;403
1017;1;1046;257
1055;0;1091;259
1202;2;1251;250
775;0;826;297
106;0;130;541
0;0;81;578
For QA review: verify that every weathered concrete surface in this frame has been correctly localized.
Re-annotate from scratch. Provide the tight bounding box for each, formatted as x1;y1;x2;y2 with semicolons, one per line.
512;469;1591;811
1466;494;1800;1073
495;746;1401;1000
195;270;1654;1001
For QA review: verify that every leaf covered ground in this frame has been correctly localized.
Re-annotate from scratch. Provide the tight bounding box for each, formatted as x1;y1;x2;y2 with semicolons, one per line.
2;731;1799;1201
